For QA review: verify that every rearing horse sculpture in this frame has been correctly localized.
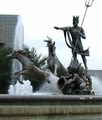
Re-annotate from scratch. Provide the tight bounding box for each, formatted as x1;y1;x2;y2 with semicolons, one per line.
44;36;70;77
6;50;52;84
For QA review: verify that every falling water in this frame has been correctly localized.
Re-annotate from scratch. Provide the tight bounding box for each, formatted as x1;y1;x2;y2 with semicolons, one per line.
8;80;33;95
8;74;102;95
36;72;59;94
13;14;24;50
91;76;102;95
8;73;59;95
11;14;24;86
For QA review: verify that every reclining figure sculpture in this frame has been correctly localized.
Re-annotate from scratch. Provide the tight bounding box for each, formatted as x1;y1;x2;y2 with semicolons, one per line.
57;59;93;95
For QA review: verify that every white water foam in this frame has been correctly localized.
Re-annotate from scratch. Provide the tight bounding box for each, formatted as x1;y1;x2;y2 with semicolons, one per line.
8;75;102;95
91;76;102;95
8;80;33;95
37;73;59;93
8;73;59;95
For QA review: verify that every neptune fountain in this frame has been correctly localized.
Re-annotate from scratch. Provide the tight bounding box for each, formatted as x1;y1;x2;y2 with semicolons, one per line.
6;34;93;95
2;0;102;119
4;37;102;118
6;14;93;95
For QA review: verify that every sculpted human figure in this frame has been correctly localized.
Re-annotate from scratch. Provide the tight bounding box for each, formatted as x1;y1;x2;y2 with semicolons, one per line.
57;65;87;94
54;16;89;73
66;65;87;94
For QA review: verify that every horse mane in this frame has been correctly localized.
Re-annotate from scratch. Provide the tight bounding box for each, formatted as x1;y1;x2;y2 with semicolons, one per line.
14;50;35;62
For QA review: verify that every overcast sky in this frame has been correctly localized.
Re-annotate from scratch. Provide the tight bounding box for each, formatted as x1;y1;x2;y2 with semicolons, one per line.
0;0;101;70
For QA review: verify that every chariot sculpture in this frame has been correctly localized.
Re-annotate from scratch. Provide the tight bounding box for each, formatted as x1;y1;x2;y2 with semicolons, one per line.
6;36;93;95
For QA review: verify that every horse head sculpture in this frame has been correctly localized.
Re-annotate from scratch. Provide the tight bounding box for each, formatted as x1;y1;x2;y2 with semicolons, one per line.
44;36;70;77
6;50;51;84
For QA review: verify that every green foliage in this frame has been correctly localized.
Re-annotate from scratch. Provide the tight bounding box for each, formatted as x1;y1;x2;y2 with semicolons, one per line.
23;45;48;91
24;45;47;68
0;47;12;94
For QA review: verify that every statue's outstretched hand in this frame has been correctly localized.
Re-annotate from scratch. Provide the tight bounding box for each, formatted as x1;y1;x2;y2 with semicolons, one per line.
54;26;59;30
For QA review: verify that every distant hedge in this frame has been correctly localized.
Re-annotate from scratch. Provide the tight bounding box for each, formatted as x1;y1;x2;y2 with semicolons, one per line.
0;47;12;94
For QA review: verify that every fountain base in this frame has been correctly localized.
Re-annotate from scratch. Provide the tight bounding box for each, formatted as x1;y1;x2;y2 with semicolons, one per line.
0;94;102;116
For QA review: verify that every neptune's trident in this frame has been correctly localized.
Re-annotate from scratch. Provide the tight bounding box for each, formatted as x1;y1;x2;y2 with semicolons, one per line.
81;0;94;27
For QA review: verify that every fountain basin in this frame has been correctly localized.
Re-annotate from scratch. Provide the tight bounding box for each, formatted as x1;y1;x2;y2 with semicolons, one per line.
0;94;102;116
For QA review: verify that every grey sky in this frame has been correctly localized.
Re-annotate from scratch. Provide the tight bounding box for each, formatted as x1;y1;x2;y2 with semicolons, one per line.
0;0;101;70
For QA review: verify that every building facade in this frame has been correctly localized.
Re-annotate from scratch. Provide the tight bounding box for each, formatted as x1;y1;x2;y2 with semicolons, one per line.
0;14;24;49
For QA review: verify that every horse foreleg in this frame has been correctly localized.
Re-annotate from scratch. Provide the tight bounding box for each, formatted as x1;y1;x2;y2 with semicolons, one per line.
43;64;49;71
54;63;58;76
43;64;52;74
15;69;29;84
14;77;23;84
14;69;24;75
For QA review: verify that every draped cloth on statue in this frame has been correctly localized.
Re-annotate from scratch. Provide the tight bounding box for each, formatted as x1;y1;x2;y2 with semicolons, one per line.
63;27;90;56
